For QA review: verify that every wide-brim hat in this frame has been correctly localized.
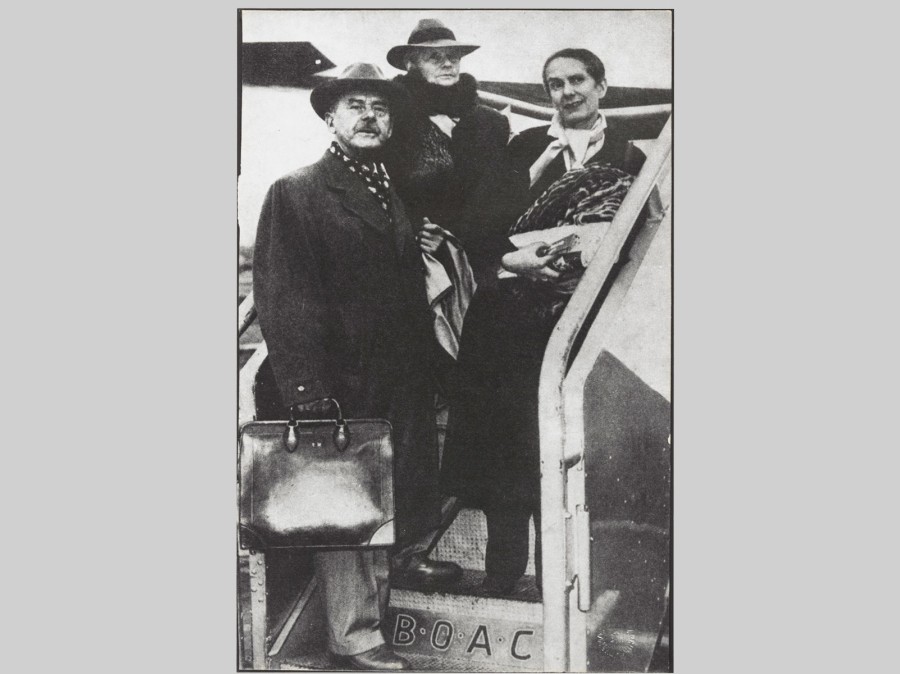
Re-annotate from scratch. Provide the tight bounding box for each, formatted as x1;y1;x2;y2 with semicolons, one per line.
310;62;408;119
386;18;480;70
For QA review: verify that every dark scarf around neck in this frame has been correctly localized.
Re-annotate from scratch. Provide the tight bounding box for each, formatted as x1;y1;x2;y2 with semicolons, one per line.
396;71;479;118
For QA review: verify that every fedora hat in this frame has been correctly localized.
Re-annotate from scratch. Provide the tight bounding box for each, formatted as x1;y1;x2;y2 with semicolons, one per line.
310;62;408;119
386;19;480;70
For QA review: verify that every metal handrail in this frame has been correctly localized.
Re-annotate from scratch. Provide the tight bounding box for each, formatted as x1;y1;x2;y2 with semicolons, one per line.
239;342;268;426
477;88;672;123
239;291;257;338
238;291;267;425
537;115;672;671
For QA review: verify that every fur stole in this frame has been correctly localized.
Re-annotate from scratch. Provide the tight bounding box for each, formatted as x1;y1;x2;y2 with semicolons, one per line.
395;71;479;118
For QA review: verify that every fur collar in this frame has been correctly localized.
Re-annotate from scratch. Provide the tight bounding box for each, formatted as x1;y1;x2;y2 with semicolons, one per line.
395;71;479;117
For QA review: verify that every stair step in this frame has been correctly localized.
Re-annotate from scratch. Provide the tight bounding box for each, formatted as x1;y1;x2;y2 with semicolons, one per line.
433;508;537;575
392;567;541;602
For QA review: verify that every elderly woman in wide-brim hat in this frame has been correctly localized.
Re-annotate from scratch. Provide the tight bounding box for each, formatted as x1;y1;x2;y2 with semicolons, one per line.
384;19;529;289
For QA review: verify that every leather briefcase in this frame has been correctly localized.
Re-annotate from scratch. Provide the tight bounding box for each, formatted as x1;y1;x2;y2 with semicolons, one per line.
238;399;395;549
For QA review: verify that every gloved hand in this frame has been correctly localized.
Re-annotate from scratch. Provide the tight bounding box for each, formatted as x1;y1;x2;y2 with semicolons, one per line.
416;217;451;255
290;397;339;421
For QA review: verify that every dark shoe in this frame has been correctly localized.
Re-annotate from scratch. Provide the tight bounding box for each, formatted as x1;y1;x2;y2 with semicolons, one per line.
481;575;518;595
334;644;410;671
402;554;462;586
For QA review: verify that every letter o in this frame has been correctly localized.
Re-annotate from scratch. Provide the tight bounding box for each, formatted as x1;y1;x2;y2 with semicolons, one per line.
431;620;453;651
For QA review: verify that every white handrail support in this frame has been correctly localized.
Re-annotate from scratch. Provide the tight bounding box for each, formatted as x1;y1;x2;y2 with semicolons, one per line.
537;115;672;671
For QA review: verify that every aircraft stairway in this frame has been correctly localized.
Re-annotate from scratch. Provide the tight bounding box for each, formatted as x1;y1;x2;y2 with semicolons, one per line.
257;505;627;672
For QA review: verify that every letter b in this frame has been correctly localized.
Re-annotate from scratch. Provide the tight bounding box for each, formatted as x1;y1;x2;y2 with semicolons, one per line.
392;613;417;646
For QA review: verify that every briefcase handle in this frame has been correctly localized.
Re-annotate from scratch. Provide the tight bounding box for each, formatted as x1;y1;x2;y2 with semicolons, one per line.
283;397;351;454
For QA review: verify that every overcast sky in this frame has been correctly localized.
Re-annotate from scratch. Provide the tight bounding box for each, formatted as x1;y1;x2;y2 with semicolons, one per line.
242;9;672;89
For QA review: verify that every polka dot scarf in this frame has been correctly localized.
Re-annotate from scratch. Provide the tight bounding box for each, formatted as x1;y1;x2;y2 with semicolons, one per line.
329;142;393;219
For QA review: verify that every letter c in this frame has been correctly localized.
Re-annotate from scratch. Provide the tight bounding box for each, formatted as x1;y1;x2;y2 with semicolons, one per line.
511;630;534;660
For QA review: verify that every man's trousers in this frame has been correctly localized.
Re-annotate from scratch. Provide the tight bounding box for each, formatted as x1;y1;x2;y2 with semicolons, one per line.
313;548;390;656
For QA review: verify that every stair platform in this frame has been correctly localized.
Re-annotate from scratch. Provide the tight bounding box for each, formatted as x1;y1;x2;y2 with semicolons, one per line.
388;569;543;669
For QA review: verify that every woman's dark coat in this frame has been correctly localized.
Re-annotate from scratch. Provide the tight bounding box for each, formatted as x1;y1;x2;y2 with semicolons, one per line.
385;73;529;286
441;124;646;510
253;150;441;544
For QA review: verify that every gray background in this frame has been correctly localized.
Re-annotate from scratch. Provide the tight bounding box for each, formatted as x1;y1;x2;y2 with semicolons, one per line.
3;1;895;672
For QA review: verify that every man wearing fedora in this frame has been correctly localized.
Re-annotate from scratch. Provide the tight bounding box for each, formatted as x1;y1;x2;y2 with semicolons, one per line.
384;19;528;289
253;62;461;671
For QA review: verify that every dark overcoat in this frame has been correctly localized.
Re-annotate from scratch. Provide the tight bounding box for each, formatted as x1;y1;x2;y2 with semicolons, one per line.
442;125;646;510
253;150;441;543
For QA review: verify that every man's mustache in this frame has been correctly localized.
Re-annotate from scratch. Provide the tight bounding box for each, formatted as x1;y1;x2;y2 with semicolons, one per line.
355;124;382;134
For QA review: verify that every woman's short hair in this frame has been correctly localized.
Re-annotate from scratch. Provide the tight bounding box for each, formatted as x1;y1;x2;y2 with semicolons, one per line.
542;48;606;93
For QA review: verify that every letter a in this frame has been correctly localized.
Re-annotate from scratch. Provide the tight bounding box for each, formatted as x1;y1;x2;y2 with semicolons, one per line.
466;625;492;657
